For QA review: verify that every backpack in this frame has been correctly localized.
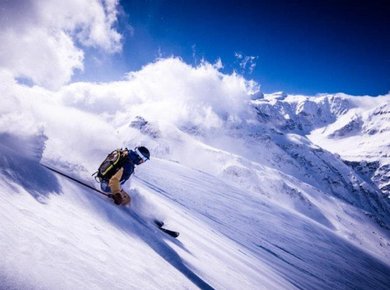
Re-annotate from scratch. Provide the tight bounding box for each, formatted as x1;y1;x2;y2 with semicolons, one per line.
94;149;129;182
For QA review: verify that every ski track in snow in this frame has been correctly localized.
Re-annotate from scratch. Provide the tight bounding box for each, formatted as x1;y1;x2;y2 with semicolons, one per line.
136;159;390;289
1;138;390;289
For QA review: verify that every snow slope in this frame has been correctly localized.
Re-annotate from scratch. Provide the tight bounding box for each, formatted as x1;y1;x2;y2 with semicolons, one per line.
1;132;390;290
1;58;390;289
253;92;390;197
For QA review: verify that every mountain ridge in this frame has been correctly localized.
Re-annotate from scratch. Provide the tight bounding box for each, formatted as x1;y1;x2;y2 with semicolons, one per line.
252;92;390;198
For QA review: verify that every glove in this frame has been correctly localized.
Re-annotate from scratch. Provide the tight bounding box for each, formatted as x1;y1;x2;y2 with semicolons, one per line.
112;192;122;205
111;189;131;206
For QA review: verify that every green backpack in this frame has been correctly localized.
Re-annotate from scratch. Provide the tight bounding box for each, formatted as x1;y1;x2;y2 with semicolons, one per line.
94;149;129;182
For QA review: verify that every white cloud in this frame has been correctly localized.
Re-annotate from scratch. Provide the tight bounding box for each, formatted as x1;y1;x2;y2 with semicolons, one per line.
60;57;259;128
213;58;224;70
0;57;261;166
0;0;122;89
1;57;260;148
234;52;258;74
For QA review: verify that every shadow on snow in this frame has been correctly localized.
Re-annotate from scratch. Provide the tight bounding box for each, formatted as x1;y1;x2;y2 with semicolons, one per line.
0;133;61;201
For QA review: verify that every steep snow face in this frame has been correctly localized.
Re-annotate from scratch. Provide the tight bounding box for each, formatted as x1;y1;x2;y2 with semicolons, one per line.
1;58;390;289
1;132;390;290
309;96;390;197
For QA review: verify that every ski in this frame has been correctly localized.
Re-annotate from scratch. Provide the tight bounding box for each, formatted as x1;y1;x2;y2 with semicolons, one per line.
41;163;180;238
41;163;111;197
154;220;180;238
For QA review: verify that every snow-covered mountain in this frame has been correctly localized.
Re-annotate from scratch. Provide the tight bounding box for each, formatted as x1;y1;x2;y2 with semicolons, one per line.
1;58;390;289
253;92;390;198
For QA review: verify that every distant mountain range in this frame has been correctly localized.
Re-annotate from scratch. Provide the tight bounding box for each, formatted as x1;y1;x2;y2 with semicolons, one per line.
252;92;390;198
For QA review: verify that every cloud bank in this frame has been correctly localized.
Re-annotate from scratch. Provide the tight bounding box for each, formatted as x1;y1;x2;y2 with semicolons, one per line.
0;0;122;89
60;58;259;127
1;57;260;167
0;1;260;167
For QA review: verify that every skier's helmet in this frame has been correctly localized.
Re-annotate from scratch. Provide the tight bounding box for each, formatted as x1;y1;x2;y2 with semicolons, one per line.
135;146;150;164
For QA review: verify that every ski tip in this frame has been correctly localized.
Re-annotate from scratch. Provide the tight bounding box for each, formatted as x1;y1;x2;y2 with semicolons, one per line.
161;228;180;238
153;219;164;228
153;220;180;238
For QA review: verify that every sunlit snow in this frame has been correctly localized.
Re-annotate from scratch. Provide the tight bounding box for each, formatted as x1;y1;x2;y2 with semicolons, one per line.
1;58;390;289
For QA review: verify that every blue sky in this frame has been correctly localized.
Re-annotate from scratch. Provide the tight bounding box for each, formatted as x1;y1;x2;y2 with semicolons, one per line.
77;0;390;95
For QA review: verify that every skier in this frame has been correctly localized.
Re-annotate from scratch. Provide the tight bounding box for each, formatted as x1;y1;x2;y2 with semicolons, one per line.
44;146;179;237
99;146;150;206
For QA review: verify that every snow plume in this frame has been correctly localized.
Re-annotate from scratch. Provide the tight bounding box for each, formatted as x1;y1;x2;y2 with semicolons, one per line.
0;57;259;170
0;0;122;89
59;57;259;129
0;71;117;168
